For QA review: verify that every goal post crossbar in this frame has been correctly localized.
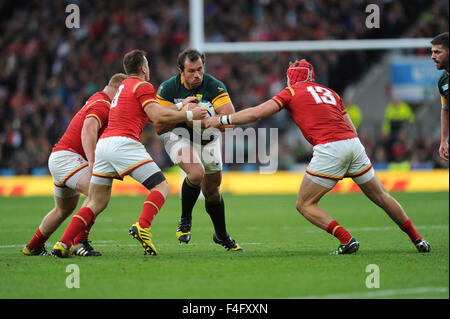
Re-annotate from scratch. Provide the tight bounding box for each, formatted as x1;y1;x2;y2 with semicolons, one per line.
200;38;433;53
189;0;432;53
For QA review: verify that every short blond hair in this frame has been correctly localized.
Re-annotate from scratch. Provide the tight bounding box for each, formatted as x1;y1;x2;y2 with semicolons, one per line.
108;73;127;88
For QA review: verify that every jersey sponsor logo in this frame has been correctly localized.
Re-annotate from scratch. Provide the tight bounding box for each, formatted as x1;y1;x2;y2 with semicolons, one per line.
442;84;448;91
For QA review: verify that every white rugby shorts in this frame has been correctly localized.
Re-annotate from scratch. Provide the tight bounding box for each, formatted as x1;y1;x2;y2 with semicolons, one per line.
48;150;89;198
92;136;162;186
162;132;222;174
306;137;374;189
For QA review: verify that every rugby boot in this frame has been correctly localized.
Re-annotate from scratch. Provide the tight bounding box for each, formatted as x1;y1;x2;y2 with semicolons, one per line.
213;233;243;252
415;238;431;253
176;218;192;244
129;222;158;255
22;244;51;256
71;239;102;256
51;241;72;258
330;237;359;255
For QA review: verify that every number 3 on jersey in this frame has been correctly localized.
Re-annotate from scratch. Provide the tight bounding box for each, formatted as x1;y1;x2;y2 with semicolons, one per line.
111;84;124;108
306;86;337;106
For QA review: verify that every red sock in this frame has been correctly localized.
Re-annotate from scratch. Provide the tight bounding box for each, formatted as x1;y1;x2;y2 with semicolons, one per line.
139;190;165;228
60;207;95;248
399;219;422;243
326;220;352;244
28;227;49;250
73;221;94;245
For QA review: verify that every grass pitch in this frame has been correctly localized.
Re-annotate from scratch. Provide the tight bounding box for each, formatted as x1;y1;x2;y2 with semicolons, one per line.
0;192;448;299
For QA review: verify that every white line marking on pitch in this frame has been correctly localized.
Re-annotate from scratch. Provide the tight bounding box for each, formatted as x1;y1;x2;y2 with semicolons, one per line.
291;286;448;299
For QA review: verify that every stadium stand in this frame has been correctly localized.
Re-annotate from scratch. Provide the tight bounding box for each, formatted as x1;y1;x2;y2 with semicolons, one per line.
0;0;448;175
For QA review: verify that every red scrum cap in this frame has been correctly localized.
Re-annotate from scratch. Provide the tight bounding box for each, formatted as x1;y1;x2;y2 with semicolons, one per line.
286;59;315;86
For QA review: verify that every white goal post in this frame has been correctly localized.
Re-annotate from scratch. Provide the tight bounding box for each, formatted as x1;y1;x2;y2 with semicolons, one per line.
189;0;432;53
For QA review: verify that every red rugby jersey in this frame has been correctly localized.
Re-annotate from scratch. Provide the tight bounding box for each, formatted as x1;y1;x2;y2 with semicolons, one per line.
272;82;357;146
52;91;111;158
101;77;158;142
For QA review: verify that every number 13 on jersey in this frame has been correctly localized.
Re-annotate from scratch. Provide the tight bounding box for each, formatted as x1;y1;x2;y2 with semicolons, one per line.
306;86;337;106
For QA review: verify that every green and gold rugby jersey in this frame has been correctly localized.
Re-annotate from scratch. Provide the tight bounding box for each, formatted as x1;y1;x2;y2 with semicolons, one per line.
438;71;449;110
156;73;231;144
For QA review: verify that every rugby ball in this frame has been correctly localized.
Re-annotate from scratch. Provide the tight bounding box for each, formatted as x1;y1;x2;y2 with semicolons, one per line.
198;101;215;117
190;100;219;140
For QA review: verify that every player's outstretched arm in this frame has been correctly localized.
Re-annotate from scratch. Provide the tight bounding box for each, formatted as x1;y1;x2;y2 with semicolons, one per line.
206;100;280;128
145;102;207;125
153;97;200;134
209;102;236;131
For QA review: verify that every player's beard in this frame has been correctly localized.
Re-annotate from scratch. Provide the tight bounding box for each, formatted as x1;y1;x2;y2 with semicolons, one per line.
434;56;449;71
442;58;449;72
185;76;202;90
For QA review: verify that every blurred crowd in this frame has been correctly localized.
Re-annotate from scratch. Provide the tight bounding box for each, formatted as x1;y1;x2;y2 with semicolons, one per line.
0;0;448;175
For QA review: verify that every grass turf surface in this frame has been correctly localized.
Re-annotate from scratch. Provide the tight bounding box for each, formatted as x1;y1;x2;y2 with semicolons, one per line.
0;192;448;299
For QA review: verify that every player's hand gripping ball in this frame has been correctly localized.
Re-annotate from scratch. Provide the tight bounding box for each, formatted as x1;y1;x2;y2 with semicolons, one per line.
198;101;215;117
188;101;219;139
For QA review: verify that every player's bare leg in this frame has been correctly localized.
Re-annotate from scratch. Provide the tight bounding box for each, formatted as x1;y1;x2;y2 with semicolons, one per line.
202;171;221;202
52;182;112;257
178;146;205;186
357;175;408;224
23;194;81;256
296;175;358;255
39;195;80;237
39;170;91;238
296;175;333;229
357;175;431;252
85;183;112;216
23;170;91;256
75;169;91;195
176;146;203;243
202;171;243;251
70;173;105;256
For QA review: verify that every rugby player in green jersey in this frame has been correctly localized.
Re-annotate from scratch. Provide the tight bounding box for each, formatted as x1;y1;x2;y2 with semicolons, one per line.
431;32;449;161
156;48;243;251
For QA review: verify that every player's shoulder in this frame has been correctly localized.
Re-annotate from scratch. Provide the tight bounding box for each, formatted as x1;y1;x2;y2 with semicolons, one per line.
204;73;224;85
300;81;340;94
85;91;111;108
438;71;449;86
291;81;314;88
123;77;155;94
438;72;449;95
91;91;110;100
204;73;228;94
288;81;313;94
